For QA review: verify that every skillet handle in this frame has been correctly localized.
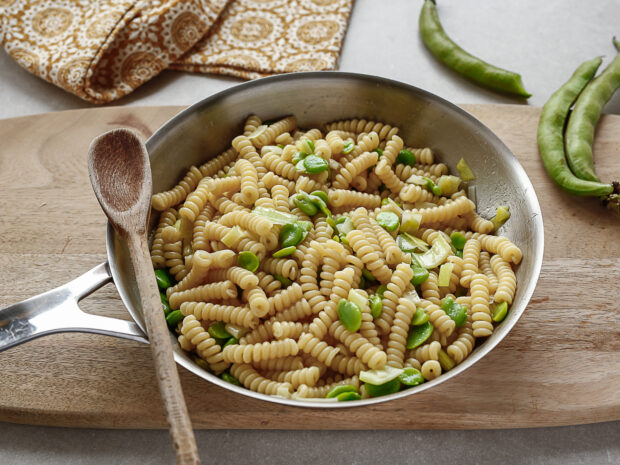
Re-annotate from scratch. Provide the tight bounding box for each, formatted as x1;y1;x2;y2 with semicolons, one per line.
0;262;148;352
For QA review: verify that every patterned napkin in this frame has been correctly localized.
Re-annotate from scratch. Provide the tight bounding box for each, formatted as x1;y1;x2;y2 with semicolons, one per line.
0;0;354;103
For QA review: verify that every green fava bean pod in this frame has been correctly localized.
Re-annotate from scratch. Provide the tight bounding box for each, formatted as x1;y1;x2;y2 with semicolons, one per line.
565;39;620;183
537;56;617;198
419;0;530;98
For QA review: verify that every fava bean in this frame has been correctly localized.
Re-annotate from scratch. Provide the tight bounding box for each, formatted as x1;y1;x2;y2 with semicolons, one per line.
303;155;329;174
369;294;383;319
293;193;319;216
449;231;466;250
238;251;260;272
395;149;416;166
273;246;296;258
491;301;508;322
326;384;358;398
441;297;467;327
223;337;239;348
337;299;362;332
537;56;617;198
221;372;241;386
376;284;388;299
406;321;434;349
410;267;429;286
565;39;620;183
311;190;328;205
273;274;293;287
155;269;173;290
419;0;530;98
411;306;429;326
364;378;401;397
376;211;400;231
399;367;425;387
166;310;184;329
279;223;304;248
337;391;362;401
208;322;232;340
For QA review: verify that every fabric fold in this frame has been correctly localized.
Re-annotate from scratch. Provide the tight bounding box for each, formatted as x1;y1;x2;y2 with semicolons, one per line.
0;0;354;104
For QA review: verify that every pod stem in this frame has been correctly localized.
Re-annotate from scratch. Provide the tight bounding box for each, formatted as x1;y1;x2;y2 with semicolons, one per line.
601;182;620;214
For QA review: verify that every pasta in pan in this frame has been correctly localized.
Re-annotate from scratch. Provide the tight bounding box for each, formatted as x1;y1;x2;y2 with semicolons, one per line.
150;114;522;401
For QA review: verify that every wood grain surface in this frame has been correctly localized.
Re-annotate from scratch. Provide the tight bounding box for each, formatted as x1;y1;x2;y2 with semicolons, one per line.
0;105;618;430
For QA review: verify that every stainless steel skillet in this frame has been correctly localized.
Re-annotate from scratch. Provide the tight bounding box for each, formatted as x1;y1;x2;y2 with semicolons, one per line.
0;72;544;408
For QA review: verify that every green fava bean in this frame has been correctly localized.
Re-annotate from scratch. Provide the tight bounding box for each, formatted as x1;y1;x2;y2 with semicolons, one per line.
223;337;239;348
311;190;328;204
337;392;362;401
303;155;328;174
364;378;401;398
376;284;388;299
337;299;362;332
399;367;425;387
160;292;171;316
396;149;416;166
292;151;308;164
369;294;382;319
238;251;259;272
411;267;429;286
221;372;241;386
450;231;466;250
308;194;331;216
279;223;304;248
273;274;293;287
273;246;296;258
166;310;184;329
342;141;354;154
492;301;509;322
411;306;429;326
376;211;400;232
406;321;434;349
361;268;376;281
293;194;319;216
441;297;467;327
208;322;232;340
326;384;358;398
155;269;173;290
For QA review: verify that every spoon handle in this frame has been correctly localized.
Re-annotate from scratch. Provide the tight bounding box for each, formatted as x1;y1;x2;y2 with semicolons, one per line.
127;233;200;465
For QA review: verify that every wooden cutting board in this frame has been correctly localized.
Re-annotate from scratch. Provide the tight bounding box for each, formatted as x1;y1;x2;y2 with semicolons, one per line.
0;105;618;430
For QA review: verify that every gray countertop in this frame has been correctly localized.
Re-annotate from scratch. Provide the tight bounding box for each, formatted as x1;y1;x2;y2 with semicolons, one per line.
0;0;618;463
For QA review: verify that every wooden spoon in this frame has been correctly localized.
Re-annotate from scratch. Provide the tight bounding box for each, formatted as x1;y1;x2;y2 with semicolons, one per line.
88;128;200;465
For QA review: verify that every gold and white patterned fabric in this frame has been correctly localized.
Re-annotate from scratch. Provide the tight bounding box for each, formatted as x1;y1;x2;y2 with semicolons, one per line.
0;0;354;103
